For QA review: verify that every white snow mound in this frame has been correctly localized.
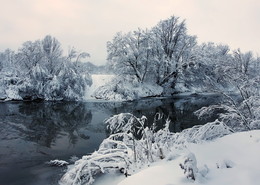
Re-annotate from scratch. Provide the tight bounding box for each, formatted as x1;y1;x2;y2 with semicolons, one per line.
117;130;260;185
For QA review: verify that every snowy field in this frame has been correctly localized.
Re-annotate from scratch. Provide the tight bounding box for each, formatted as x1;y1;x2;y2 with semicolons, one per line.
93;130;260;185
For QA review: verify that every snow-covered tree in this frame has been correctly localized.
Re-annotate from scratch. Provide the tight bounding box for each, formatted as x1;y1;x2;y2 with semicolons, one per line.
16;40;44;73
107;29;154;83
195;49;260;130
0;35;92;101
41;35;62;75
107;15;197;94
179;42;231;91
151;16;196;88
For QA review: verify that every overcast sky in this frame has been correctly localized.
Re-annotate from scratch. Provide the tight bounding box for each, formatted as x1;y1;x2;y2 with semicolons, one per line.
0;0;259;65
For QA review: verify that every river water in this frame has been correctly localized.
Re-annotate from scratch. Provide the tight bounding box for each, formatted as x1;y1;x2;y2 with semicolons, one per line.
0;94;221;185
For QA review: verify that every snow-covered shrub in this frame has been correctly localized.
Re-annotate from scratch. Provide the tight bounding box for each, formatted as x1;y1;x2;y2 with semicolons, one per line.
180;153;210;181
172;119;233;144
105;113;234;162
105;113;157;163
195;95;260;131
46;159;69;167
59;133;133;185
216;159;235;169
44;63;92;101
105;113;135;134
152;118;174;159
0;68;22;100
179;152;198;181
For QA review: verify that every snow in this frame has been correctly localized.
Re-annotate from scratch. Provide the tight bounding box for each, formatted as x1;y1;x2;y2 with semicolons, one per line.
85;74;115;100
121;130;260;185
46;159;69;167
93;77;163;101
94;130;260;185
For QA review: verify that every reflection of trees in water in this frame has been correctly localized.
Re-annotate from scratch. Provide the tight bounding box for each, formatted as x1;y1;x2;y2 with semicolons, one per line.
125;95;222;133
0;95;222;147
16;102;92;147
86;95;221;134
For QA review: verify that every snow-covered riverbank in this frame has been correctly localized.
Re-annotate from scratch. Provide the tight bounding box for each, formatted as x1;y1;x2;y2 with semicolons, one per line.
59;110;260;185
94;130;260;185
85;74;115;100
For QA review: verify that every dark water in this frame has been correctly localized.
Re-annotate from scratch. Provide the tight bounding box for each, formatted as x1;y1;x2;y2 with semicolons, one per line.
0;94;221;185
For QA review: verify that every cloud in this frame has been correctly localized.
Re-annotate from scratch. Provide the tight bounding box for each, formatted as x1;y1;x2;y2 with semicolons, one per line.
0;0;259;65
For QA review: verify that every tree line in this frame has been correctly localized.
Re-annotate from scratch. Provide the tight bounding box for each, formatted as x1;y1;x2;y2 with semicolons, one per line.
107;15;260;94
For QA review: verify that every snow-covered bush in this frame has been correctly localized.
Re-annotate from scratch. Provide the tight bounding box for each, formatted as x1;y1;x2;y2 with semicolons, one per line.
105;113;157;163
172;119;234;144
216;159;235;169
59;133;133;185
180;152;211;181
195;92;260;131
46;159;69;167
179;152;198;181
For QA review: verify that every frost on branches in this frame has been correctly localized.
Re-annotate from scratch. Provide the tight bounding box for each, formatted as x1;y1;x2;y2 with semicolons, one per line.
60;113;234;185
59;133;133;185
194;50;260;131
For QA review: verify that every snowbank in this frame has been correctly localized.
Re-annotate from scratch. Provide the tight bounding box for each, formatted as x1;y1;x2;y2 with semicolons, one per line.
85;74;115;100
117;130;260;185
93;78;163;101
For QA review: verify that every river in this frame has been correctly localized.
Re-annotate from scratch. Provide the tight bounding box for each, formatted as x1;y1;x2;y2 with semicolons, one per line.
0;94;221;185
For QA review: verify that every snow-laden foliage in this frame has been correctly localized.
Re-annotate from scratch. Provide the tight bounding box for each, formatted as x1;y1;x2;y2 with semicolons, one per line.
59;133;133;185
46;159;69;167
106;15;260;96
0;35;92;101
93;77;163;101
60;113;234;185
172;119;233;144
192;46;260;131
194;62;260;130
107;15;196;95
179;152;198;181
216;159;235;169
105;113;134;133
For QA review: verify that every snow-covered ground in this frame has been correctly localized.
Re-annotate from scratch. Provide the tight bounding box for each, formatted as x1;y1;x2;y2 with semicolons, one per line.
93;77;163;101
85;74;115;100
93;130;260;185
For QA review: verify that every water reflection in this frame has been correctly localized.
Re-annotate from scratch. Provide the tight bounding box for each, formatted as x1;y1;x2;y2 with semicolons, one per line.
1;102;93;147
